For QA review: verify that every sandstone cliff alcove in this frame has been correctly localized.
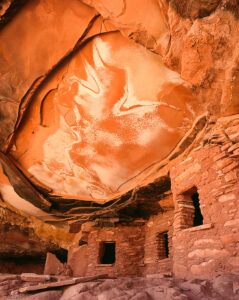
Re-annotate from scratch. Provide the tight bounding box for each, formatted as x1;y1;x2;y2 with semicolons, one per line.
0;1;239;299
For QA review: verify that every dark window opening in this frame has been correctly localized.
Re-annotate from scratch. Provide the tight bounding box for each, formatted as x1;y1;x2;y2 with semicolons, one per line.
99;242;115;264
191;192;203;227
158;232;169;260
164;233;169;258
54;248;68;263
79;240;87;246
179;186;204;230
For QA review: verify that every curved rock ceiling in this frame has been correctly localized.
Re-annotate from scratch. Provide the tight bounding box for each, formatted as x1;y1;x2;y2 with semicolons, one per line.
0;0;239;222
9;32;199;200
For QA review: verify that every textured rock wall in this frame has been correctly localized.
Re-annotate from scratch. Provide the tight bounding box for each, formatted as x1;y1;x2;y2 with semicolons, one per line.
85;226;145;277
0;258;44;274
144;211;174;275
0;197;74;274
67;224;146;277
67;212;174;278
170;115;239;279
0;0;97;148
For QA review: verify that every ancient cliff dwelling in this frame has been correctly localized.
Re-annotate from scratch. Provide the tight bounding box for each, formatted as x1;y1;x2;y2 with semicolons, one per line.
0;0;239;299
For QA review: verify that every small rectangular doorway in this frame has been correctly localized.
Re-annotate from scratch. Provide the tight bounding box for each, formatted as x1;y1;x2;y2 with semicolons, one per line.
99;242;116;264
157;232;169;260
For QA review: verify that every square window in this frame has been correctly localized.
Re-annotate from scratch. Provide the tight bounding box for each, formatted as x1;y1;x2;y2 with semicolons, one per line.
99;242;115;264
177;186;204;230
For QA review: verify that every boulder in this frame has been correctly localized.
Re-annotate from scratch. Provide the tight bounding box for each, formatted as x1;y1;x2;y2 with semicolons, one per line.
44;253;64;276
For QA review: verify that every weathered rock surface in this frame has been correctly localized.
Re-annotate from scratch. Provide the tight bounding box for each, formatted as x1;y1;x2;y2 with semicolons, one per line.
0;0;204;208
44;253;64;276
0;274;237;300
0;199;73;273
8;31;200;202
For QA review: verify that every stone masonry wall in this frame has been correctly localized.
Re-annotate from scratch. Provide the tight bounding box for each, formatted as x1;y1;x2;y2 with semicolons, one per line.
86;225;145;277
144;211;174;275
170;142;239;279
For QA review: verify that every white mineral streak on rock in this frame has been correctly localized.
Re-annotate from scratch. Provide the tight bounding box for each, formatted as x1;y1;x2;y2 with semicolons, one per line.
23;34;196;199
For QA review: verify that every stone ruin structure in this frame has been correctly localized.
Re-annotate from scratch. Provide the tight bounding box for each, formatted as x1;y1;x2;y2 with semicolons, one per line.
65;115;239;280
0;0;239;299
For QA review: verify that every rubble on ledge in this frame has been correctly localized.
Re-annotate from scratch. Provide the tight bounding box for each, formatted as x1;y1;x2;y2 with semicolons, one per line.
0;272;238;300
